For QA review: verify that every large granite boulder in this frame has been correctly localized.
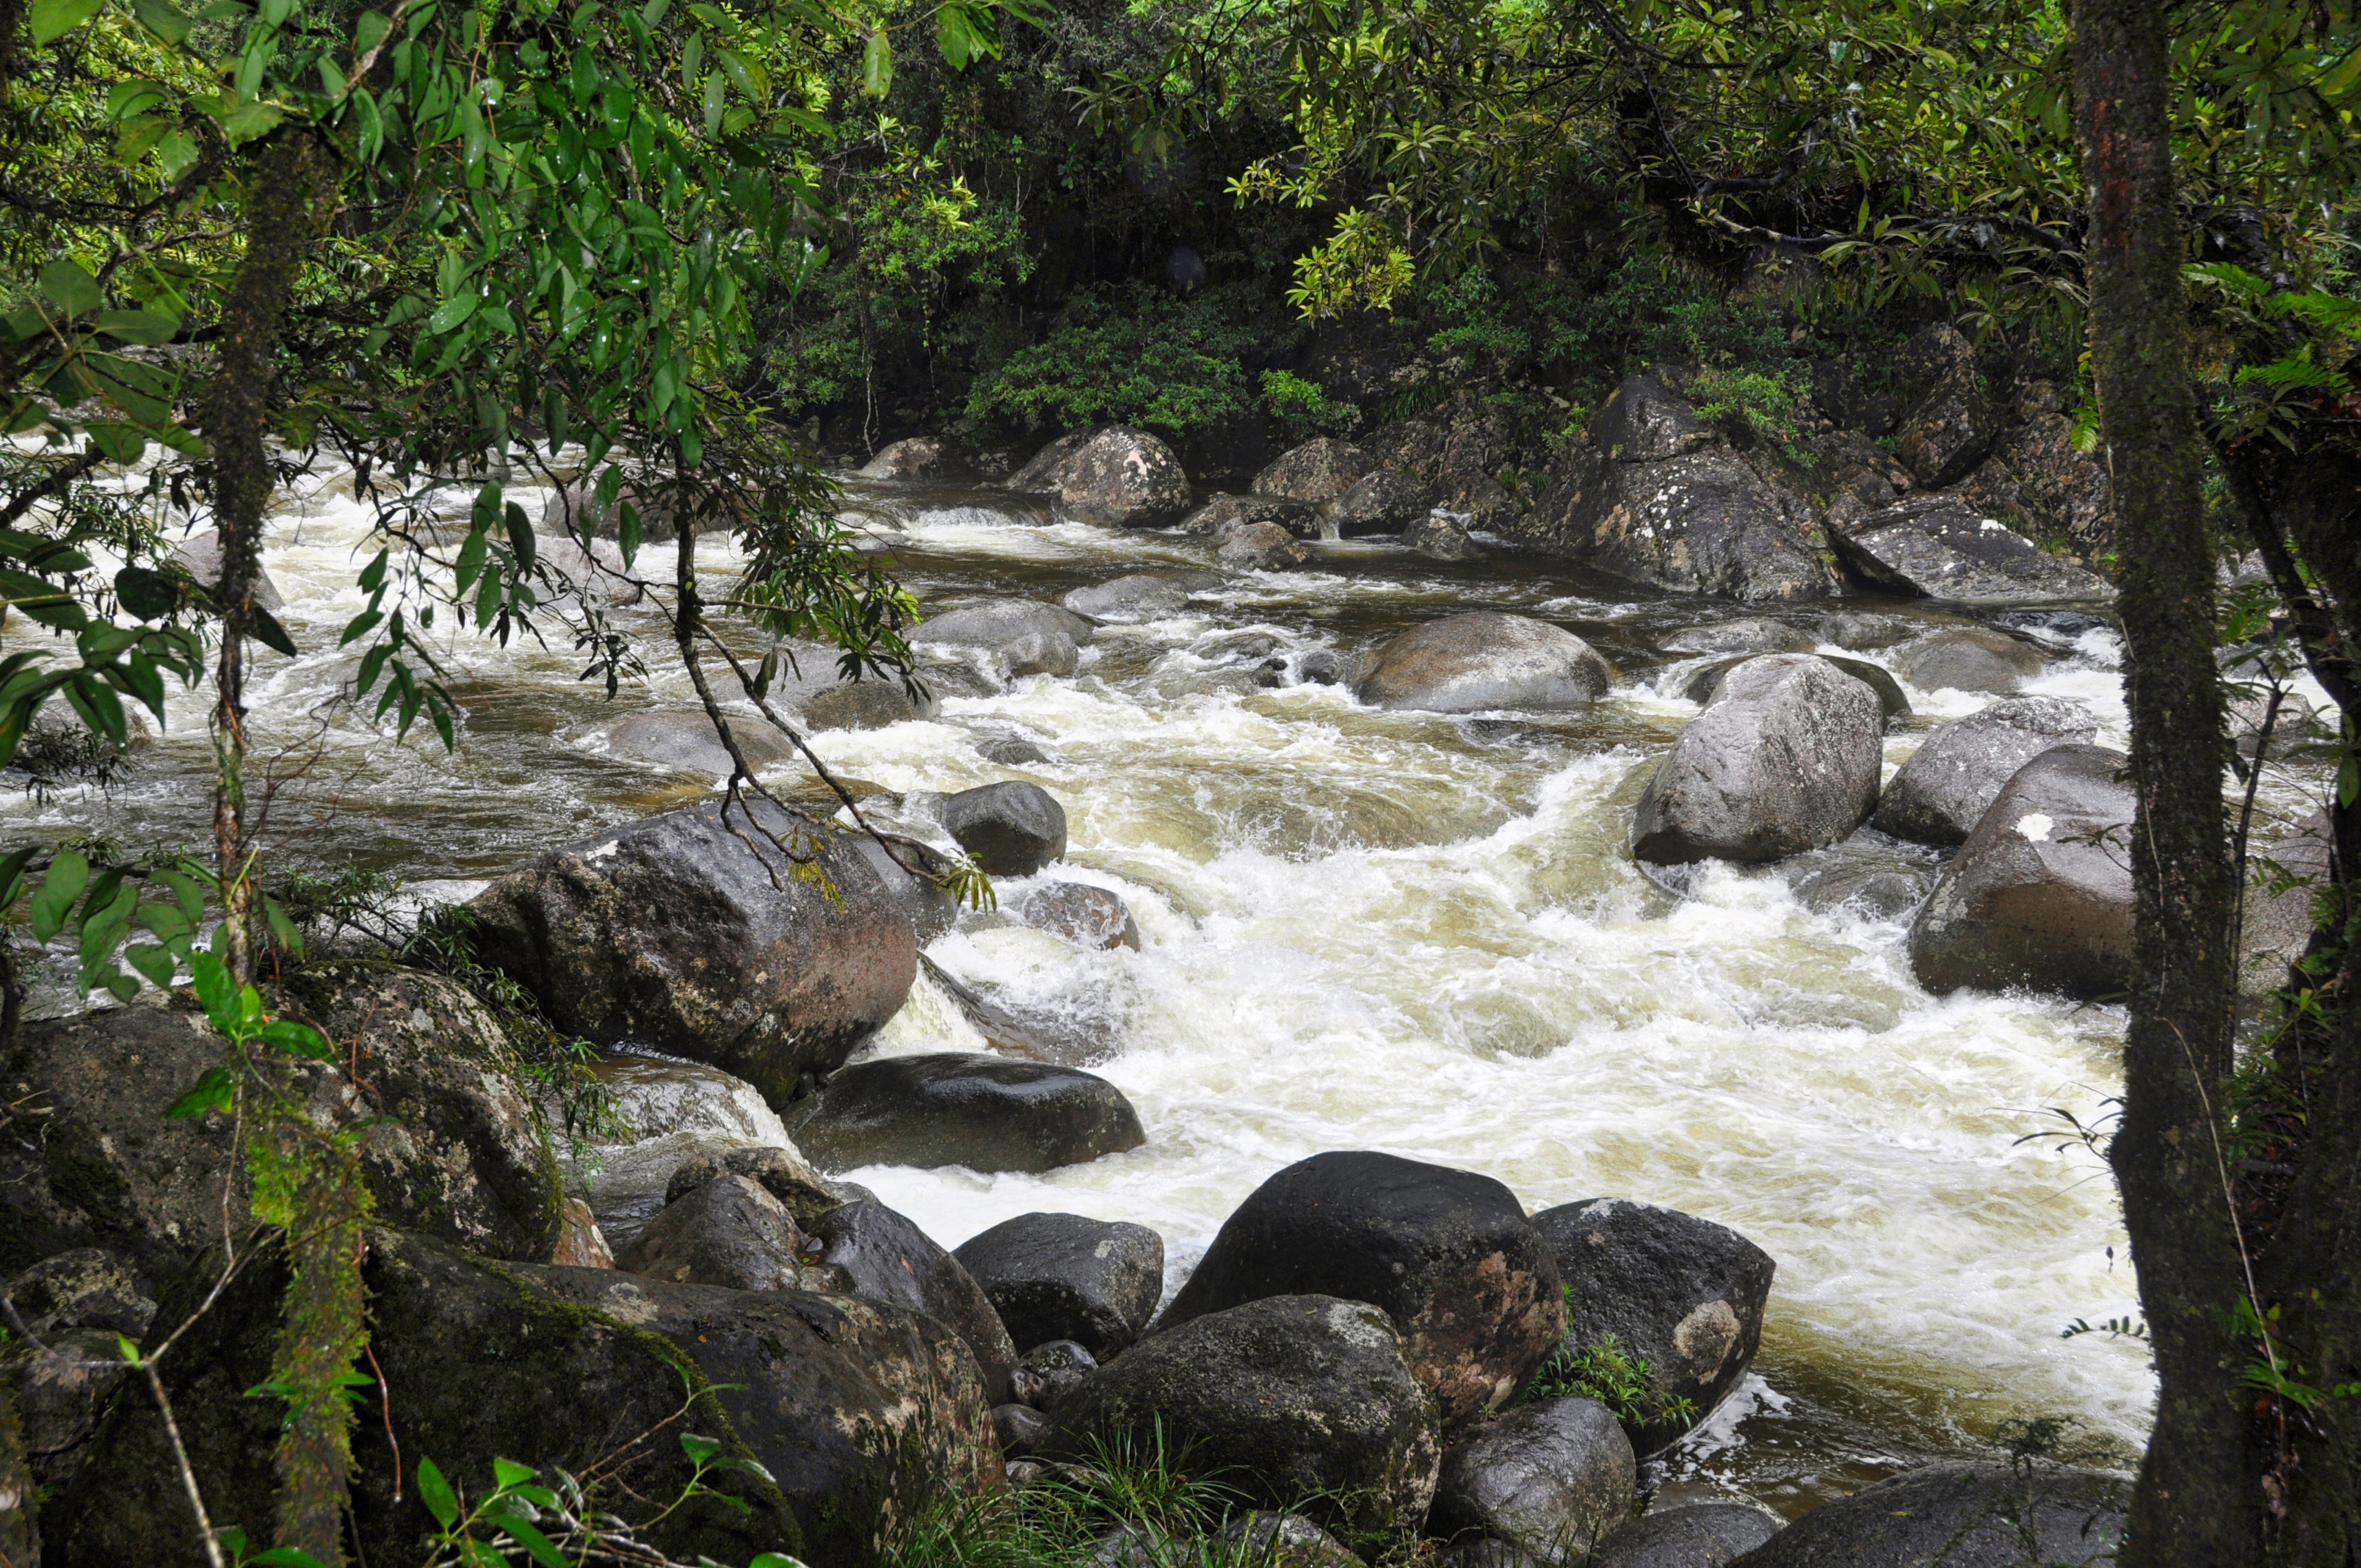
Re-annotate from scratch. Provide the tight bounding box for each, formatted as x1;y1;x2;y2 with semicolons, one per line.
467;801;917;1103
1890;324;1997;488
1062;574;1190;623
1181;493;1321;540
1829;496;2110;605
805;1199;1020;1403
1330;469;1435;537
1595;1504;1777;1566
598;710;794;775
1253;438;1372;504
1891;626;2048;694
1356;612;1613;714
1219;520;1311;571
942;781;1069;876
1;965;565;1288
786;1053;1146;1175
1532;375;1832;601
1531;1199;1775;1455
954;1212;1165;1357
1044;1294;1442;1537
1008;427;1191;527
860;435;963;480
1012;881;1142;951
48;1227;1001;1568
1631;656;1884;865
913;598;1097;655
802;680;935;732
1909;744;2135;999
1156;1151;1563;1427
1872;697;2097;846
1733;1461;2127;1566
1678;654;1910;722
617;1172;809;1291
1430;1395;1635;1558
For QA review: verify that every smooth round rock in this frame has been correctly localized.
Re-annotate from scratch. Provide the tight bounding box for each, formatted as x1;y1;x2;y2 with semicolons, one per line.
805;1198;1020;1402
617;1172;806;1293
1872;697;2097;846
1183;492;1321;538
1892;626;2047;694
1405;510;1480;560
994;1402;1049;1454
662;1144;844;1229
1253;438;1371;504
1593;1504;1777;1567
1156;1150;1563;1428
1356;612;1612;714
802;681;929;732
1908;744;2133;999
1219;520;1310;571
1012;882;1141;951
786;1052;1147;1175
600;711;794;774
1633;655;1884;865
1736;1462;2126;1566
1662;619;1815;656
1680;655;1908;721
1216;1513;1362;1568
1330;469;1434;537
913;598;1096;653
1063;574;1189;623
858;436;961;479
954;1211;1166;1358
999;629;1081;679
1009;427;1192;527
1010;1339;1097;1412
941;781;1069;875
1431;1395;1636;1558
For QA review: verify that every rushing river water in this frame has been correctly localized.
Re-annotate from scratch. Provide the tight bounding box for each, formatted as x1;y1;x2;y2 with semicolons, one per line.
10;463;2197;1518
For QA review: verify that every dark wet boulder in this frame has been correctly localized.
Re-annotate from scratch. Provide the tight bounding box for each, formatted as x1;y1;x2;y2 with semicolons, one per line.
1156;1151;1563;1427
1330;468;1435;537
802;680;934;731
995;1402;1049;1454
1872;697;2097;846
1064;574;1190;623
859;435;963;480
979;732;1051;765
1531;375;1831;601
942;781;1069;875
1829;496;2109;606
1891;625;2048;694
1219;520;1310;571
1011;1339;1097;1411
1816;611;1918;651
1632;656;1884;865
786;1053;1146;1175
913;598;1096;655
851;833;962;945
1357;611;1612;714
1430;1395;1635;1558
1181;492;1321;540
617;1172;809;1291
1013;881;1142;951
804;1199;1020;1402
1733;1461;2126;1567
1678;655;1907;722
1908;744;2134;1000
1008;427;1191;527
52;1227;1004;1568
1253;438;1372;504
1531;1199;1776;1455
3;1326;126;1503
954;1211;1165;1358
1217;1512;1363;1568
467;800;918;1104
1000;629;1081;679
4;1248;153;1339
1595;1505;1777;1567
1663;620;1815;656
600;709;794;774
665;1143;845;1227
1405;509;1480;560
1044;1293;1443;1537
1890;324;1997;489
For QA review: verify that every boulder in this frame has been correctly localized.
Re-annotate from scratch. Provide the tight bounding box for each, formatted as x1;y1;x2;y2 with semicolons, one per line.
1043;1293;1442;1537
1829;496;2110;606
1181;493;1321;540
942;781;1069;875
1664;620;1816;656
804;1199;1020;1402
1012;881;1142;951
1357;612;1612;714
617;1172;810;1291
860;435;961;480
1253;438;1373;504
553;1197;616;1267
1000;629;1082;679
3;1327;126;1502
665;1143;846;1227
1217;1512;1363;1568
1063;574;1190;623
913;598;1097;654
1329;469;1435;537
51;1227;1002;1568
802;680;932;731
1891;324;1997;488
4;1247;153;1339
536;529;644;606
994;1402;1049;1454
599;710;795;774
1908;744;2135;999
1631;656;1885;865
1532;375;1831;601
1872;697;2098;846
1;965;566;1288
953;1211;1165;1358
850;833;962;945
466;800;918;1103
1010;1339;1097;1411
1156;1151;1563;1428
1530;1199;1776;1454
1405;509;1480;561
786;1053;1146;1175
1009;427;1191;527
1891;626;2048;694
1429;1396;1635;1558
1594;1505;1777;1567
1219;520;1310;571
1733;1461;2127;1567
1679;656;1909;724
979;732;1051;766
1816;612;1917;651
165;527;284;614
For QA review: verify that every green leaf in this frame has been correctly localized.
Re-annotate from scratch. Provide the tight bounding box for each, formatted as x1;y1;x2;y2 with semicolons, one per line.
157;867;203;923
504;501;536;574
861;26;891;96
214;98;285;146
38;260;104;320
123;941;176;987
29;851;90;945
418;1456;460;1528
29;0;104;42
0;846;35;912
258;1019;334;1060
188;950;236;1026
427;291;480;335
247;1549;336;1567
116;564;179;620
96;308;180;345
165;1065;234;1119
129;0;192;44
106;79;171;119
491;1456;537;1490
262;893;304;958
488;1514;569;1568
250;605;298;658
84;422;147;464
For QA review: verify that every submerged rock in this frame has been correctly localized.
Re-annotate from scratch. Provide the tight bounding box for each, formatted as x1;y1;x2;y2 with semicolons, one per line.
1830;496;2110;606
1218;520;1310;571
1044;1293;1443;1537
1155;1150;1563;1428
1632;655;1884;865
1012;881;1142;951
1873;697;2097;846
1530;1199;1775;1454
1008;427;1191;527
805;1199;1020;1402
1908;744;2135;1000
942;781;1069;875
954;1212;1166;1358
1357;611;1612;714
1736;1461;2126;1566
786;1053;1146;1175
1662;619;1815;656
1429;1395;1635;1558
468;802;917;1104
913;598;1096;654
1063;574;1189;623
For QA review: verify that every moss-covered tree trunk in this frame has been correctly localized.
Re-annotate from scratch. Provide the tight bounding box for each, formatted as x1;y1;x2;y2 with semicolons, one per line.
2072;4;2252;1564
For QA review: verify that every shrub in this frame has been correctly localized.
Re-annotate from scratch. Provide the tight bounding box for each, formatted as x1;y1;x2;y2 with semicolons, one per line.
1260;369;1360;440
966;283;1277;438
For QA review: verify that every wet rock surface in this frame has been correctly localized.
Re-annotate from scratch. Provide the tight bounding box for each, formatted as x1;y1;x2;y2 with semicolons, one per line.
803;1199;1020;1403
913;598;1097;654
1009;1338;1097;1410
616;1171;808;1291
1064;573;1190;623
1873;697;2097;846
1890;626;2048;694
1012;880;1142;951
1430;1395;1636;1558
1829;496;2109;606
1731;1461;2126;1566
1357;611;1613;714
1218;520;1310;571
1596;1504;1777;1567
942;781;1070;875
1253;438;1372;504
954;1211;1165;1358
1009;427;1192;527
787;1052;1147;1175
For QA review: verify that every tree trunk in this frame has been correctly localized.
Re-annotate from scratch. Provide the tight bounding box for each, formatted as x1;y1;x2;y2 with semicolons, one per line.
200;128;336;990
2073;4;2254;1564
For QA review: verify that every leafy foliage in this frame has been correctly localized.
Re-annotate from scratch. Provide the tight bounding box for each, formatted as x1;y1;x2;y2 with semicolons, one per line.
965;282;1279;438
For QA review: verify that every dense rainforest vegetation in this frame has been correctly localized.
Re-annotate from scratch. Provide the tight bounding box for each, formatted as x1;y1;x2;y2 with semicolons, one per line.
5;0;2361;1564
